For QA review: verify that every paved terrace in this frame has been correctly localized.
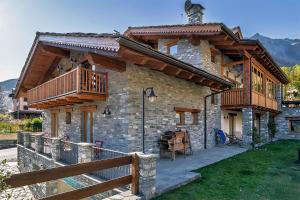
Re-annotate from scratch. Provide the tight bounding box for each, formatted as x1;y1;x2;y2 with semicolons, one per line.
155;145;247;195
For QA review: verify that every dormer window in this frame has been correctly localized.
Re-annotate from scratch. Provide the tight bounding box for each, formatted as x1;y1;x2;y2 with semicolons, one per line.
165;39;179;56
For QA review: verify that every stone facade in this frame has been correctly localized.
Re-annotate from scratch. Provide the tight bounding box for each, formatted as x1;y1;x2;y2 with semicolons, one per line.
242;108;253;145
42;43;222;154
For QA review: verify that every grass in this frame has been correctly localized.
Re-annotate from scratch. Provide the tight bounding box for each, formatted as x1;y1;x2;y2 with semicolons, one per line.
155;140;300;200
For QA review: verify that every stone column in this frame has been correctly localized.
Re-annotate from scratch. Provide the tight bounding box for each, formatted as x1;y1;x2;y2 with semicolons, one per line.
35;133;44;153
77;143;93;163
276;84;283;111
242;107;253;147
260;112;269;144
132;152;157;200
23;132;30;148
17;131;23;145
51;138;61;161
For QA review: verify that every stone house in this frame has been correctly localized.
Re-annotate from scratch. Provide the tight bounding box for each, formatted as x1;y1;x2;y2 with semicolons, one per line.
15;1;291;156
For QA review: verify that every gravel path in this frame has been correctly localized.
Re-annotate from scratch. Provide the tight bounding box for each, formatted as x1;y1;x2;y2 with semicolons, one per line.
0;162;35;200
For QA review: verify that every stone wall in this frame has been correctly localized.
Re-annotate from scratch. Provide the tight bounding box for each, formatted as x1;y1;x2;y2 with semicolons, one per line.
157;39;221;76
126;63;220;153
259;111;270;143
275;106;300;136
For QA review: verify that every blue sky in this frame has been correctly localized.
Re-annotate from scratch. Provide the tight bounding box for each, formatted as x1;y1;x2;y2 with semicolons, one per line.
0;0;299;82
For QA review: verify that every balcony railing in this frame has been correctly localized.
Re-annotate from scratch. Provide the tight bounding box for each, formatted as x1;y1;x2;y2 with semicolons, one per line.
221;88;244;106
27;67;108;105
222;88;278;111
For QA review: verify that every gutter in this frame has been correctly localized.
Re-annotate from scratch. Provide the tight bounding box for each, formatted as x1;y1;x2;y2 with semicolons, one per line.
118;36;234;89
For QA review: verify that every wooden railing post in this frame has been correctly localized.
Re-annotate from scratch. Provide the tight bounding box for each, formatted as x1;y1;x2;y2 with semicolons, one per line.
130;153;139;195
131;152;157;200
77;67;81;93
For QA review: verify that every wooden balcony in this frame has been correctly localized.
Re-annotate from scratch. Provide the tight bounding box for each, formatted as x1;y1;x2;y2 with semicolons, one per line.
28;67;108;108
221;88;278;111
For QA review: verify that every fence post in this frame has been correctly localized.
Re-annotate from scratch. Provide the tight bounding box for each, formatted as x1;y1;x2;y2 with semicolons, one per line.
17;131;23;145
35;133;43;153
78;143;93;163
51;138;61;161
23;132;30;148
132;152;157;200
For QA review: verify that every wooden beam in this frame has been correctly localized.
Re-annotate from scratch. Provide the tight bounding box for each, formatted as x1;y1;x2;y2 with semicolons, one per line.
222;60;244;68
85;53;126;72
40;45;70;58
38;57;61;84
216;44;258;50
174;107;201;113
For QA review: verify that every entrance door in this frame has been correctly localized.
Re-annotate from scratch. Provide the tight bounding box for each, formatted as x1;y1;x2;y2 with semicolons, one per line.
82;112;93;143
229;113;237;142
51;113;58;137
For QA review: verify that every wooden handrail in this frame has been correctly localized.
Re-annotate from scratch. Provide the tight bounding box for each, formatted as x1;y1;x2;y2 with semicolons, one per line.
43;175;132;200
221;88;244;106
5;155;132;188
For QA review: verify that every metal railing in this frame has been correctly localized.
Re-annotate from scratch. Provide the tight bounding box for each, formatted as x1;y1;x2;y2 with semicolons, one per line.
41;137;52;158
60;140;78;164
91;147;130;181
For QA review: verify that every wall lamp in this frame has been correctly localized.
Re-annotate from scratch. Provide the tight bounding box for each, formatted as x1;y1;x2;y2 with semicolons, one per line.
141;87;157;153
102;106;111;117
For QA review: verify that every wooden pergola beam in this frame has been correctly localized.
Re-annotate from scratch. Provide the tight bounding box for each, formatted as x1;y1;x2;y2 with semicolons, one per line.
85;52;126;72
40;45;70;58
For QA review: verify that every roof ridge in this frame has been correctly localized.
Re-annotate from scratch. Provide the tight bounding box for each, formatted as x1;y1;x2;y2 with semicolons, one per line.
36;32;118;38
127;22;223;30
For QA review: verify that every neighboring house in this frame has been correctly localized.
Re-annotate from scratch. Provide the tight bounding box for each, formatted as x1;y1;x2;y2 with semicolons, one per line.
14;1;291;154
9;89;42;119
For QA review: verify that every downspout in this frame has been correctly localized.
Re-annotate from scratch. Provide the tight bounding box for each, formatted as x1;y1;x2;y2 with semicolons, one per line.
204;88;232;149
249;57;255;149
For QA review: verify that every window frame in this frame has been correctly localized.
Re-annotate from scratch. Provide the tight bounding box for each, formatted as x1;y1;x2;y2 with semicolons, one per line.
66;112;71;125
290;120;300;133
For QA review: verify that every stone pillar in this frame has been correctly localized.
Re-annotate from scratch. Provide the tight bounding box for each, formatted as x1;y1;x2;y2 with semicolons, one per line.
23;132;30;148
51;138;61;161
133;152;157;200
242;108;253;147
35;133;44;153
260;112;269;144
77;143;93;163
17;131;23;145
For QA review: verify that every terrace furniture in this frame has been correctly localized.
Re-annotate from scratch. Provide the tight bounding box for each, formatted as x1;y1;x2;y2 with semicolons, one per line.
160;130;192;160
94;140;104;159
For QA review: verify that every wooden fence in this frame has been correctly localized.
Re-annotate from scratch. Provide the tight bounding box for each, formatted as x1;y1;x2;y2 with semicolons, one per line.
5;154;139;200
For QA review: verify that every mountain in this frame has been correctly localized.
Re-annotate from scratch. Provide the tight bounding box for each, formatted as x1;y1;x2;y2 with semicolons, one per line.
251;33;300;67
0;79;17;112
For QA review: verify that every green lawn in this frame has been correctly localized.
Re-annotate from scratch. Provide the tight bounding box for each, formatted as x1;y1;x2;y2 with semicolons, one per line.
155;140;300;200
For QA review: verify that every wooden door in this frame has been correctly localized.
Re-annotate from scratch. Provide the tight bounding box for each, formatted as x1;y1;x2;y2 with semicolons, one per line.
82;111;93;143
51;113;58;137
229;113;237;141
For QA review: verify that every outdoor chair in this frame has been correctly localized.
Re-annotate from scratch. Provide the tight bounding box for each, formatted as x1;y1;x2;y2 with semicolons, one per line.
94;140;104;159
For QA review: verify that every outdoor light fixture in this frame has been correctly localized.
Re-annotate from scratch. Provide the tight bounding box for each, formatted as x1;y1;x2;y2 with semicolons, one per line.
141;87;157;153
102;106;111;117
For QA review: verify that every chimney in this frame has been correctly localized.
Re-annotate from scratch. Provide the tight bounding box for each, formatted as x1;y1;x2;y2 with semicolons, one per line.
185;0;205;24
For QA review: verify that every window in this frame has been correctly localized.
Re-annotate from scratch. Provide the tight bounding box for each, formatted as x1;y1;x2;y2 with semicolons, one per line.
176;112;185;125
165;39;179;56
167;44;178;55
290;120;300;133
175;107;200;125
23;105;28;110
23;97;28;102
211;94;218;105
267;78;276;99
252;67;263;93
66;112;71;124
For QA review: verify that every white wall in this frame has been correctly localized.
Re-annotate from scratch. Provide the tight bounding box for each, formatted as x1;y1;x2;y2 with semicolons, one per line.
221;110;243;139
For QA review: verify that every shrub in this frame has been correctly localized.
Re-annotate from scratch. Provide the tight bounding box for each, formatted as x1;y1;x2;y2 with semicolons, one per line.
31;118;42;132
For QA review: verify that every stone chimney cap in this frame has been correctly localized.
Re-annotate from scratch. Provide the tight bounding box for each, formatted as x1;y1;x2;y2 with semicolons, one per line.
185;0;205;13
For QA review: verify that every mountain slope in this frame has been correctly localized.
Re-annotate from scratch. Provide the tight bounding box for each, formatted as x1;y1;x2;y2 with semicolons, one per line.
0;79;17;112
251;33;300;67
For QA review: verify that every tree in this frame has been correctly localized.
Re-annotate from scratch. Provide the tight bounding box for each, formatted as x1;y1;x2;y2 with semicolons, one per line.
0;86;8;114
282;65;300;100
